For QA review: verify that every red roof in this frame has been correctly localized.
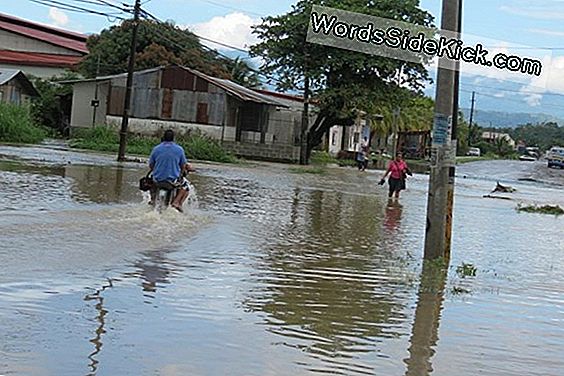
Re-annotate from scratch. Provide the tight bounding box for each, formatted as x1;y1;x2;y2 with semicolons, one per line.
0;13;88;54
0;50;83;67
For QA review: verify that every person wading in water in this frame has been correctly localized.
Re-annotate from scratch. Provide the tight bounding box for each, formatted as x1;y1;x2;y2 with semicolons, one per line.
379;152;412;199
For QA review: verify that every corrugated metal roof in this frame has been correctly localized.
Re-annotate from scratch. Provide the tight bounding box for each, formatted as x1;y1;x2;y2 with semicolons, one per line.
0;68;19;86
61;66;289;107
181;66;288;107
0;68;39;96
0;13;88;54
0;50;83;67
58;66;163;84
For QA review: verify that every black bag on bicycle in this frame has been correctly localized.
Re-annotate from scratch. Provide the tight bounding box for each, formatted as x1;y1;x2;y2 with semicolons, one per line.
139;173;153;191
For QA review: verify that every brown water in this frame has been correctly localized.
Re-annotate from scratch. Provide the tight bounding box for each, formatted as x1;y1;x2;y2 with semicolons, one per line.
1;144;563;376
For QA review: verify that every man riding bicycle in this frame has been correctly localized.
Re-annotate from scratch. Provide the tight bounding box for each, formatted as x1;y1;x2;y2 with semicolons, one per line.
148;129;191;212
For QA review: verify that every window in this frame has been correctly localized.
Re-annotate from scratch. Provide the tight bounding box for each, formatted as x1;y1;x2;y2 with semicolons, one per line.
196;102;209;124
332;132;337;146
353;132;360;143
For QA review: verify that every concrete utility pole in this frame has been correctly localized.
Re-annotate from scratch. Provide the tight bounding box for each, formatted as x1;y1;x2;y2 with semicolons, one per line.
423;0;462;260
117;0;141;162
468;91;476;146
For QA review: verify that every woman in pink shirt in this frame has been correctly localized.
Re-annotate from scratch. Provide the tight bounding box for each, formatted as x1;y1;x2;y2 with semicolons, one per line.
379;152;412;198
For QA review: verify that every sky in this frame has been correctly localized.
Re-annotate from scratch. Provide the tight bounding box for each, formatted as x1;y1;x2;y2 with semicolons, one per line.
4;0;564;118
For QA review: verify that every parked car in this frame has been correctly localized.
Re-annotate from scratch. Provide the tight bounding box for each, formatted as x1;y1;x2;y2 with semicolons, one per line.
547;146;564;168
466;147;481;157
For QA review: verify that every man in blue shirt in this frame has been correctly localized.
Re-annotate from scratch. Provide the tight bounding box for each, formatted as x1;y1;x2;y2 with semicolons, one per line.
148;129;191;212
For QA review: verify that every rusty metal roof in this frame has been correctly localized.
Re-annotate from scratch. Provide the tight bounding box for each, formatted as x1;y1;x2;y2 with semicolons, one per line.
0;13;88;54
179;66;288;107
61;65;289;107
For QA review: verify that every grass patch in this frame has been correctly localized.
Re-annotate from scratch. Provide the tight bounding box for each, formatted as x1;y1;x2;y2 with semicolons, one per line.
70;126;238;163
451;286;471;295
310;151;337;165
0;102;46;144
336;158;358;167
288;166;327;175
456;262;477;278
517;204;564;216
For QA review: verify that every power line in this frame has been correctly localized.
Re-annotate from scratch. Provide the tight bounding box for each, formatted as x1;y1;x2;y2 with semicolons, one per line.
460;88;564;111
461;81;564;98
138;9;290;87
68;0;131;12
194;0;265;18
28;0;128;19
140;9;251;54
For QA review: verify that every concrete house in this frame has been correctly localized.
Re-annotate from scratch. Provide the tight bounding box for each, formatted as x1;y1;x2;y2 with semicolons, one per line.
481;131;516;149
64;65;312;162
0;68;39;104
0;13;88;78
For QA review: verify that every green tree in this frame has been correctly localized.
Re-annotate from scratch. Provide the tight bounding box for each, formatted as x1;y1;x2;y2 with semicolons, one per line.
456;111;470;156
79;19;233;79
509;122;564;151
30;71;80;134
225;57;261;88
251;0;434;162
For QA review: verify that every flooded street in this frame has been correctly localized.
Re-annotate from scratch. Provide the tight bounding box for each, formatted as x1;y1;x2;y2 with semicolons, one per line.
1;143;563;376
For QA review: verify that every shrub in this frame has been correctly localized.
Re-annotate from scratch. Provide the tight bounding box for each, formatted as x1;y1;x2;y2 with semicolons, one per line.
177;131;237;163
0;102;46;143
69;126;237;163
310;150;337;165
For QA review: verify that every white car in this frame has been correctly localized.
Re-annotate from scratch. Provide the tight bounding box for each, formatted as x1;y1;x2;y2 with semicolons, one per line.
466;147;481;157
547;146;564;168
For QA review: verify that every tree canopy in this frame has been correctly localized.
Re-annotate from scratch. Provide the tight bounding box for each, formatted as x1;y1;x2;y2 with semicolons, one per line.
250;0;435;160
79;19;259;87
508;122;564;151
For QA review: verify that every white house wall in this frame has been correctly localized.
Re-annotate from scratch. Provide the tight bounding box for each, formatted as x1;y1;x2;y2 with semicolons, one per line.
328;125;343;155
105;115;223;140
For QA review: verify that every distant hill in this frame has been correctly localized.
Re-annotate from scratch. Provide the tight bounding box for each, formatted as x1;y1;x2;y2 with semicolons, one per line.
460;109;564;128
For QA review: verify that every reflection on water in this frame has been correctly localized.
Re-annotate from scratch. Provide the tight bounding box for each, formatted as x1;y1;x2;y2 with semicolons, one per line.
243;189;415;375
84;279;113;376
384;199;404;234
404;262;447;376
1;145;563;376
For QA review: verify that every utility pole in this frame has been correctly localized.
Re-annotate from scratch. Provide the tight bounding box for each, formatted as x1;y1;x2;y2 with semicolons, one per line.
468;91;475;146
91;55;101;127
391;107;401;157
423;0;462;260
300;48;310;165
117;0;141;162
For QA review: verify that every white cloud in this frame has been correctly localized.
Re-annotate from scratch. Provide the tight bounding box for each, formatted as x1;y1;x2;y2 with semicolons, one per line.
527;28;564;37
188;12;260;51
500;4;564;20
48;7;69;27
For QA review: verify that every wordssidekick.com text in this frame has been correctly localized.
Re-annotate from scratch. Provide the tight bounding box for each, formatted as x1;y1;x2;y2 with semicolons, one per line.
309;10;543;77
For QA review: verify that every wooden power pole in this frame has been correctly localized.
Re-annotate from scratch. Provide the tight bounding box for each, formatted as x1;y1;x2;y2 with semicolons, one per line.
423;0;462;260
468;91;476;146
117;0;141;162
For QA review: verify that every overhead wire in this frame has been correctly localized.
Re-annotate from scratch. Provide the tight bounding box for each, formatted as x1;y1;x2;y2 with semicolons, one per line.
459;88;564;111
193;0;266;18
137;8;291;87
28;0;129;20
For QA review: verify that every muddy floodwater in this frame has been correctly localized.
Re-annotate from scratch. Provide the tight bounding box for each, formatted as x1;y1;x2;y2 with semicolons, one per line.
1;143;563;376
